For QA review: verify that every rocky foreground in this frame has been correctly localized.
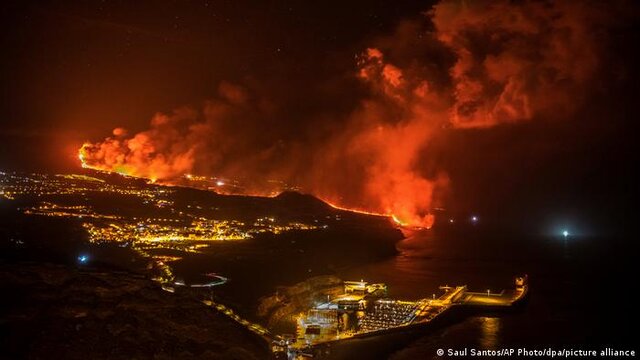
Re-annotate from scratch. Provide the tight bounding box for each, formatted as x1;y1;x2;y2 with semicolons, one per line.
0;262;271;360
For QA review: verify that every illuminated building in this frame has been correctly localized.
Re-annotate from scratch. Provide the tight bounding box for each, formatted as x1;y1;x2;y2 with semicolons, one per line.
286;276;528;357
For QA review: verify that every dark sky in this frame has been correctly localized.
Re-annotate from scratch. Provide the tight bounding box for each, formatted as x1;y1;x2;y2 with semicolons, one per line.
1;0;639;235
1;0;429;147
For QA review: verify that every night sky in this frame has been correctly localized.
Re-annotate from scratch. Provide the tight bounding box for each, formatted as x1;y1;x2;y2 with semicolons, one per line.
2;0;427;146
2;0;639;234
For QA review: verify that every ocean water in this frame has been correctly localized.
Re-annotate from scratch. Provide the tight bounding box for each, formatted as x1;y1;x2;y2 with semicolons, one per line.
13;206;633;359
338;227;636;359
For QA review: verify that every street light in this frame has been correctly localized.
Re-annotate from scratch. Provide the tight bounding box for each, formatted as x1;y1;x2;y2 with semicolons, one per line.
563;230;569;239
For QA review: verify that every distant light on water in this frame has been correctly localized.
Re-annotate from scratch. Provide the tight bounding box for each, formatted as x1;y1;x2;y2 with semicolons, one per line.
546;218;587;239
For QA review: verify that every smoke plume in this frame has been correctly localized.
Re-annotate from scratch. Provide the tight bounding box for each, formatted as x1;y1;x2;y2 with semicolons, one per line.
80;0;622;227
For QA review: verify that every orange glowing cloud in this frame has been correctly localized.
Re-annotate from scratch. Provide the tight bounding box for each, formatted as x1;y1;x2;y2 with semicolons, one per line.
79;0;619;228
432;0;606;128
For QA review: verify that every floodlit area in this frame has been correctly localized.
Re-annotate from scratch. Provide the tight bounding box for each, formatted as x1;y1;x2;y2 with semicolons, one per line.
286;277;528;355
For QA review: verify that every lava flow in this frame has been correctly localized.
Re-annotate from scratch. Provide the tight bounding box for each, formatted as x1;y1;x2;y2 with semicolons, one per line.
79;145;430;228
76;0;611;230
320;198;434;229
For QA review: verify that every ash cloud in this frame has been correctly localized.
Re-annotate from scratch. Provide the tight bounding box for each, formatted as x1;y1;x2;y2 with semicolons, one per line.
80;0;630;226
433;0;614;128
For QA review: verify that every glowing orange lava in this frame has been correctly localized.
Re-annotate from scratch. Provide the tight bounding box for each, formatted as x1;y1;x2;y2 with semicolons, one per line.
79;144;144;179
78;145;433;229
78;143;88;168
320;199;390;218
320;198;432;229
391;214;408;227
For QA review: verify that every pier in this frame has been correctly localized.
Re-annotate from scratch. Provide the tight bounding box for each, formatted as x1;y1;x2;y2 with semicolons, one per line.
283;276;528;357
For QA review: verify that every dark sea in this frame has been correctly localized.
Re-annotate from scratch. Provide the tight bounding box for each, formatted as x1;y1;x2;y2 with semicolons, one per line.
10;203;634;359
337;226;636;359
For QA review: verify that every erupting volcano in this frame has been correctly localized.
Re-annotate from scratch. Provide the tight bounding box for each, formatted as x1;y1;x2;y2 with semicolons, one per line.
2;0;638;358
77;0;617;228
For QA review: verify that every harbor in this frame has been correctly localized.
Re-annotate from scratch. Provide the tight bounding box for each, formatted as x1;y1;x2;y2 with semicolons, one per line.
277;276;528;358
